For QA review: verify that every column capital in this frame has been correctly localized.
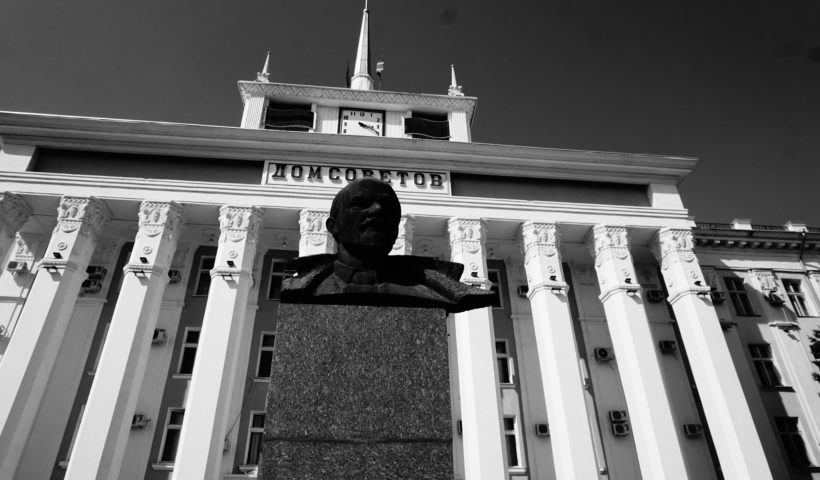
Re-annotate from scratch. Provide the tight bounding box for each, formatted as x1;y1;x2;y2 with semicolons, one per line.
520;222;567;295
55;196;111;244
447;217;488;287
651;228;711;302
138;201;186;241
390;214;415;255
0;192;32;237
124;201;186;278
298;209;336;255
586;224;640;300
218;205;263;245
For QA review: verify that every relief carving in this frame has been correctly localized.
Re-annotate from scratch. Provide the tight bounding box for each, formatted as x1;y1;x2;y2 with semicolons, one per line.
0;192;32;237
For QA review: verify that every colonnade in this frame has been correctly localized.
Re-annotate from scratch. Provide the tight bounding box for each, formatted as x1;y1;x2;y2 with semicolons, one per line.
0;193;778;479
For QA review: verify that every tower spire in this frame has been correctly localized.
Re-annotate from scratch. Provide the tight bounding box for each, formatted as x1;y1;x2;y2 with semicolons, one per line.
350;1;374;90
448;64;464;96
256;51;271;83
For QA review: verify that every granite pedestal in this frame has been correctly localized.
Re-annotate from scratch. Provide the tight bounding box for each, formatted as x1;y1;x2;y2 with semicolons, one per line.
260;303;454;479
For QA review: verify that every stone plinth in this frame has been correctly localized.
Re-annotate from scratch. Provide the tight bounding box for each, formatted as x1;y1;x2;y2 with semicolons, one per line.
260;304;453;479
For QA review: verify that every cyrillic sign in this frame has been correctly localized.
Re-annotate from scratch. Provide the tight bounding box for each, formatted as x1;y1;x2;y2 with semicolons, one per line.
263;161;450;195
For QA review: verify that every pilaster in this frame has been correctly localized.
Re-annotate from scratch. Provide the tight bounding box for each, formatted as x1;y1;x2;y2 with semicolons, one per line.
520;222;599;479
447;217;507;479
240;95;266;129
65;201;184;480
0;196;110;479
653;228;773;480
588;224;689;480
808;271;820;304
298;209;336;256
0;192;32;268
390;214;415;255
172;205;263;479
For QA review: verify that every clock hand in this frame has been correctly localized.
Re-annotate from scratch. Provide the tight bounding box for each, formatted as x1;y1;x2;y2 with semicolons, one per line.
358;121;379;134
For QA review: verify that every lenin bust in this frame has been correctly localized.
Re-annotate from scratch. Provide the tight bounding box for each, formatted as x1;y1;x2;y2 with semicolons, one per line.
281;178;494;313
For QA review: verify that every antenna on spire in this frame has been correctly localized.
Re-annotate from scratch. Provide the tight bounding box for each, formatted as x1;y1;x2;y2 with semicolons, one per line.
256;51;271;83
350;1;374;90
448;64;464;96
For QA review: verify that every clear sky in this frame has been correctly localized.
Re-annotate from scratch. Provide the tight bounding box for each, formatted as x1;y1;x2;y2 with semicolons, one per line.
0;1;818;225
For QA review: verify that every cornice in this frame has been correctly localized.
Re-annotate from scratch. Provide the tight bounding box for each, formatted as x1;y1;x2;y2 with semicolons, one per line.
0;111;696;185
693;226;820;253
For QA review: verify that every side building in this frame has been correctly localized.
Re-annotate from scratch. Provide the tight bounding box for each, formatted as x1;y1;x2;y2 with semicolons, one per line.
0;8;819;480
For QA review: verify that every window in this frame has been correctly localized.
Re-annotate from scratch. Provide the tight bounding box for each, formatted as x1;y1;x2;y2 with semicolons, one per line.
404;112;450;140
267;259;295;300
725;277;755;316
749;343;782;387
264;102;314;132
503;416;522;468
487;269;504;309
177;328;200;375
495;340;514;384
193;256;215;296
256;333;276;378
245;412;266;465
775;417;813;467
783;279;810;317
159;409;185;463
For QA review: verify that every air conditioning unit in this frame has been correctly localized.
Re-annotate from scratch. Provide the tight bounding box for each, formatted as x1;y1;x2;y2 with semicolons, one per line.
131;414;151;429
683;423;704;437
658;340;678;354
6;261;29;273
646;289;665;303
86;266;108;279
456;420;463;436
516;285;529;298
152;329;167;346
168;270;182;284
609;410;629;423
710;291;726;303
612;422;631;437
80;278;103;295
766;292;786;306
535;423;550;437
594;347;614;363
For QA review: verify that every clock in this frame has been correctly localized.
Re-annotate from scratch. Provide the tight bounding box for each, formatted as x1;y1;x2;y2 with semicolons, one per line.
339;108;384;136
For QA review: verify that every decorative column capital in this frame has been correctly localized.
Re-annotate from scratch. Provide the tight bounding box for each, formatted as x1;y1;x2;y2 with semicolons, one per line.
586;225;630;264
520;222;567;295
650;228;695;264
56;196;112;243
138;201;186;241
587;224;641;300
0;192;32;237
652;228;711;302
299;209;336;255
390;214;416;255
447;217;488;287
218;205;263;245
124;201;186;278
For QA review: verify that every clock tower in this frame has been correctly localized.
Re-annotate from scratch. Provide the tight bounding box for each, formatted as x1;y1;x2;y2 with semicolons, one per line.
237;4;475;142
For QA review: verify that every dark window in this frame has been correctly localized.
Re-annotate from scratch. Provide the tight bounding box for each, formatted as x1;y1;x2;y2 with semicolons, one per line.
178;329;200;375
160;409;185;462
749;343;782;387
404;112;450;140
725;277;755;316
256;333;276;378
246;413;266;465
487;269;504;309
783;280;810;317
775;416;813;467
194;256;215;296
503;416;521;467
264;102;314;132
267;259;295;300
495;340;514;384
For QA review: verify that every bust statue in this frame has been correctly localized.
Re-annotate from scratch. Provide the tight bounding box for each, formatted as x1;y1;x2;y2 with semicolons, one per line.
281;178;494;313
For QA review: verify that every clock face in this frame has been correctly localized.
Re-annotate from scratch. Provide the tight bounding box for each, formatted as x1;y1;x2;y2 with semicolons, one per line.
340;109;384;136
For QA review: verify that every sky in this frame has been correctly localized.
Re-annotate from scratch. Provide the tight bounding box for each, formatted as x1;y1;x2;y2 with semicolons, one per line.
0;0;818;226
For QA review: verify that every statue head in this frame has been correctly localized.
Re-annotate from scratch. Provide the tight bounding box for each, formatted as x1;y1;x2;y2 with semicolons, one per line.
326;178;401;263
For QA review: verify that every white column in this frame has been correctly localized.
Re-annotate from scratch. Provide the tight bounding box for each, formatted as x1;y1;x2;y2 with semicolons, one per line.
241;95;266;129
0;192;32;268
65;201;185;480
588;225;689;480
654;229;773;479
0;196;110;479
448;110;471;142
520;222;599;479
447;217;507;480
390;214;415;255
298;209;335;256
171;206;263;479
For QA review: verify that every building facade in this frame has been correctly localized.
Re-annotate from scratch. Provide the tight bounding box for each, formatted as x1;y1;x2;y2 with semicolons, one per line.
0;7;819;480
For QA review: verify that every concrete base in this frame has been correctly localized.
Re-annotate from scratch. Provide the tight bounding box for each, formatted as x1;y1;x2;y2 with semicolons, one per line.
260;304;453;479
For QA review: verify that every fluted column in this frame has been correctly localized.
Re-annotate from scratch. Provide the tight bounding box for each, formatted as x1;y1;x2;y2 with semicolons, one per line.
0;192;32;268
390;214;415;255
172;205;263;479
588;225;688;480
0;196;110;479
447;217;507;480
66;201;184;480
654;229;772;479
298;209;336;256
521;222;599;479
